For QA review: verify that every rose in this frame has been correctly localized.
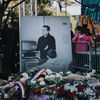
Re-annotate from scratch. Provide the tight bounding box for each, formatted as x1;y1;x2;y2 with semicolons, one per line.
56;87;64;95
67;90;76;97
77;85;85;92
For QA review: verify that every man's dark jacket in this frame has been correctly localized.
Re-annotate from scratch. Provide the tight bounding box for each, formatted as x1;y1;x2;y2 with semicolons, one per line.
37;33;56;59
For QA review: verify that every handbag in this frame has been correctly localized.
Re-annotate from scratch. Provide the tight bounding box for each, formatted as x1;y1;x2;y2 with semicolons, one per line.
47;49;57;59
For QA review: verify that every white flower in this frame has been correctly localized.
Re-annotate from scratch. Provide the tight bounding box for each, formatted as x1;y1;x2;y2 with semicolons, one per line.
78;92;83;96
86;73;91;78
85;88;95;96
20;73;30;83
45;75;50;80
64;83;70;90
70;85;77;92
9;82;14;87
55;73;62;78
46;69;53;75
96;81;100;86
85;88;90;94
55;73;62;80
39;81;46;86
89;97;95;100
8;76;12;81
3;82;14;89
31;80;36;84
37;77;44;82
45;74;56;81
66;71;72;75
64;83;77;92
59;71;63;75
92;69;96;74
86;69;96;78
49;74;55;79
21;73;29;80
20;78;26;83
4;94;9;99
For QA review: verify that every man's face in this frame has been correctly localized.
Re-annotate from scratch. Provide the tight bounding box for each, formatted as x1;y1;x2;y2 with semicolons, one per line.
42;27;49;37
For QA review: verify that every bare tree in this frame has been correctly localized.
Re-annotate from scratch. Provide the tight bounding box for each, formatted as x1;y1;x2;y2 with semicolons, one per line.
0;0;13;28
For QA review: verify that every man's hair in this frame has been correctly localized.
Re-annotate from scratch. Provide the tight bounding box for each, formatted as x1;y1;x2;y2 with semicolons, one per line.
43;25;50;31
75;26;82;31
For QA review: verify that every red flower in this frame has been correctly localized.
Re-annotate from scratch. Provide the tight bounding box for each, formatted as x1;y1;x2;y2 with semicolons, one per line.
13;88;17;92
67;91;76;97
57;87;64;95
14;91;19;96
77;85;85;92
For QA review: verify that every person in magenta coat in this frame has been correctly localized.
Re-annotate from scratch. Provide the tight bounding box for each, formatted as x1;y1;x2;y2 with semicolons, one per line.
72;26;94;53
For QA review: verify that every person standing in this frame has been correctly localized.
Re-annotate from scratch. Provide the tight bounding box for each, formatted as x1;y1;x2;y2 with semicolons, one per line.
72;25;94;53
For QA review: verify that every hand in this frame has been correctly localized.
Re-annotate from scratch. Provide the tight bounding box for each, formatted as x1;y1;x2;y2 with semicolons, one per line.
44;45;48;50
32;46;37;50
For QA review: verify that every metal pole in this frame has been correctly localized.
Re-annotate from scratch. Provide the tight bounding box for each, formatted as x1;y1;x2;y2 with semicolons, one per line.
88;43;92;71
23;1;25;16
0;0;3;4
57;2;59;16
65;0;67;16
18;0;22;72
35;0;37;16
30;0;33;16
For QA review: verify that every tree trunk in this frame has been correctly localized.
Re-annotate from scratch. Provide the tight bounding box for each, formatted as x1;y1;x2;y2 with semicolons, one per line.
0;0;11;29
0;16;2;29
0;4;3;29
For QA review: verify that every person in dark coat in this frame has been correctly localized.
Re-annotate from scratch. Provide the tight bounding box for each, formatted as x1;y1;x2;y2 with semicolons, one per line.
37;25;56;64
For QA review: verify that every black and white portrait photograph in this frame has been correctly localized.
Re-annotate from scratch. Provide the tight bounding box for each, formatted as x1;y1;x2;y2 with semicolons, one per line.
20;16;72;72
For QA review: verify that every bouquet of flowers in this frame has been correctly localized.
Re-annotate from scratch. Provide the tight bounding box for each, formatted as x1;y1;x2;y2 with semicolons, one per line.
0;67;100;100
